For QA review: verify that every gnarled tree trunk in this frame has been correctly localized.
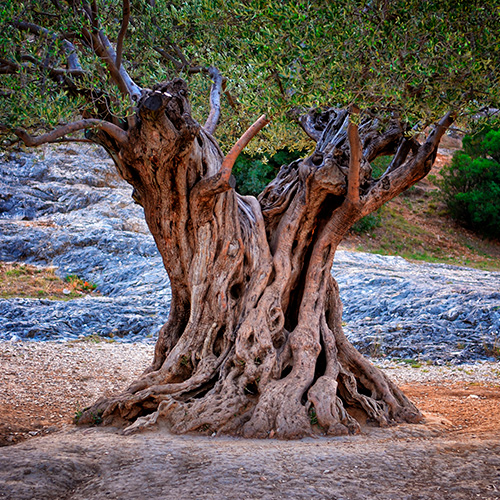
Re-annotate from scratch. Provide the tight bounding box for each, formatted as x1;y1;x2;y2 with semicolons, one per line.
78;79;453;438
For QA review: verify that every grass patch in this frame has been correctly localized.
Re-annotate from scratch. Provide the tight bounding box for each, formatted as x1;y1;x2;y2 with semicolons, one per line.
0;262;99;300
350;200;500;271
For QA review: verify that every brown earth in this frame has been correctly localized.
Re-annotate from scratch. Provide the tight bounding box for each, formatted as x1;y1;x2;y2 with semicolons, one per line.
1;342;499;499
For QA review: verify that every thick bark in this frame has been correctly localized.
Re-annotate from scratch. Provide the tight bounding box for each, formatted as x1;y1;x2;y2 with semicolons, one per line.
77;79;453;438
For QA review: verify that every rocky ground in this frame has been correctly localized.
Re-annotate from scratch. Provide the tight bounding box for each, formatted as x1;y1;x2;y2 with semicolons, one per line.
1;144;499;362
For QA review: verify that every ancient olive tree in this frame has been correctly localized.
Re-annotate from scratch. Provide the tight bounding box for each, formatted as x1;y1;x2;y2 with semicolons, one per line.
1;1;498;438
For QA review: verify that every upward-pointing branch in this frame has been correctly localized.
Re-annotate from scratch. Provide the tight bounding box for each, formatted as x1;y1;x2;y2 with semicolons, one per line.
219;114;270;184
192;114;270;200
115;0;130;71
203;66;223;135
346;106;362;206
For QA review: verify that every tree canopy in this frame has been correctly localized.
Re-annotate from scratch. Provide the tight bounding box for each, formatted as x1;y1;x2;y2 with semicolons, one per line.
1;0;499;154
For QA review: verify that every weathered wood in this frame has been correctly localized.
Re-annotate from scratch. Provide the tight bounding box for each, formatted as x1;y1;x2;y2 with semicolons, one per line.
76;79;453;438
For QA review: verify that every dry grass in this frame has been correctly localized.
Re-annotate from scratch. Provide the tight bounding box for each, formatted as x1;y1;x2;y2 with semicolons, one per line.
0;262;98;300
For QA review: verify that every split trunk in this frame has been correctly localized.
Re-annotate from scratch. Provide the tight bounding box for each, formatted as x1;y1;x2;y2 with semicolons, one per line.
79;79;453;438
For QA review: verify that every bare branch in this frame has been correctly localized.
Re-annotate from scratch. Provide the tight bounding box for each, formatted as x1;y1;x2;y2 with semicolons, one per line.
153;46;183;71
203;66;223;135
12;119;128;147
12;21;83;74
346;106;362;205
219;114;270;184
98;30;141;101
221;78;239;111
0;57;20;74
20;54;85;78
383;137;419;176
115;0;130;71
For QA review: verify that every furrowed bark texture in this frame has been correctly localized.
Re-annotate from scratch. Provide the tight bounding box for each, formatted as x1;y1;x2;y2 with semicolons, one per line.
78;79;453;438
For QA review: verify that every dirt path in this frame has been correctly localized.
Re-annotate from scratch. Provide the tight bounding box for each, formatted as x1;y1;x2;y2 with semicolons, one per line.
1;424;500;499
1;342;500;499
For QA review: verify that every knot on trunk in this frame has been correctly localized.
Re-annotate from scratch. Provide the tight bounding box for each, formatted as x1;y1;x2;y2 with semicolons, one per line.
138;78;199;140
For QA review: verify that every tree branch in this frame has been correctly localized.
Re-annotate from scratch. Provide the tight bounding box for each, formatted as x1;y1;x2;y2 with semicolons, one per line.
115;0;130;71
12;119;128;147
219;115;270;184
346;107;362;205
20;54;85;78
221;78;239;111
98;29;141;101
12;20;83;73
360;111;455;216
153;46;184;71
203;66;223;135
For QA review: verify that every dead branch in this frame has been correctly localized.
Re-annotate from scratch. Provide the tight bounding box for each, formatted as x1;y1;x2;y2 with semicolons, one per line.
13;119;128;147
98;29;141;101
203;66;223;135
219;114;270;183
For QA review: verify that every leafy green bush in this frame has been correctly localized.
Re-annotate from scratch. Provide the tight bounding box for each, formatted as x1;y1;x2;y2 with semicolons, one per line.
352;211;382;234
233;149;303;196
441;128;500;239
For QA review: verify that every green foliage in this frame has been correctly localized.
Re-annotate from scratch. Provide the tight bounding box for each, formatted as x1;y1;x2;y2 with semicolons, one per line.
1;0;499;151
441;128;500;239
351;211;382;234
308;406;318;426
233;149;304;196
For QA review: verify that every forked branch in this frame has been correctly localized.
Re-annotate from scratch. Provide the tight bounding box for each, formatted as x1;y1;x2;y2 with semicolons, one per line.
361;111;455;216
13;119;128;147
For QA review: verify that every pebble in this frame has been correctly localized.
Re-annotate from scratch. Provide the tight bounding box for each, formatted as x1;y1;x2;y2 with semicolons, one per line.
1;145;499;363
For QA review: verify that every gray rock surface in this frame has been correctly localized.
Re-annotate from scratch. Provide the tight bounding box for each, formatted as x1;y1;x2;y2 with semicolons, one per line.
1;145;499;362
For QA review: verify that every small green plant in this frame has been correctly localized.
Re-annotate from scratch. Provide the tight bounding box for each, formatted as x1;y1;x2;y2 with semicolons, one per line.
483;335;500;360
180;354;190;366
65;274;98;292
92;409;104;425
352;210;382;234
309;406;318;426
399;358;422;368
73;406;83;424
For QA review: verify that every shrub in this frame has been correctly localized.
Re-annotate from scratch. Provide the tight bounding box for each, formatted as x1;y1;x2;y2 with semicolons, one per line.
233;149;304;196
441;128;500;239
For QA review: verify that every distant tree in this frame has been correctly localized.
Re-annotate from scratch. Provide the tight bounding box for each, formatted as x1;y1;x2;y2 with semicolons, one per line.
1;1;498;438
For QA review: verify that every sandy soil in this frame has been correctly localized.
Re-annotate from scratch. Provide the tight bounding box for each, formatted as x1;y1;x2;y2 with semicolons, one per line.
1;341;500;499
